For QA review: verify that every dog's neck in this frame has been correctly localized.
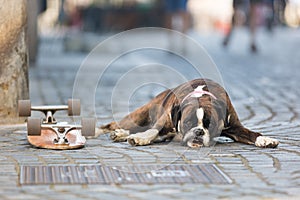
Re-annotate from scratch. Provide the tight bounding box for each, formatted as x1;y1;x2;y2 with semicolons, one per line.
181;85;217;104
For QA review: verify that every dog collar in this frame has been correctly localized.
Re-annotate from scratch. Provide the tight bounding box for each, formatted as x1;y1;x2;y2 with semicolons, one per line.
181;85;217;104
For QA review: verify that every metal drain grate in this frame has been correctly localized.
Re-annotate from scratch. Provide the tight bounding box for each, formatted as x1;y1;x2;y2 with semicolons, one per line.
20;164;232;185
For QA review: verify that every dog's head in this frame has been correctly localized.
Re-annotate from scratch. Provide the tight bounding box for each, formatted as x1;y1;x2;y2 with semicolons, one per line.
172;96;228;148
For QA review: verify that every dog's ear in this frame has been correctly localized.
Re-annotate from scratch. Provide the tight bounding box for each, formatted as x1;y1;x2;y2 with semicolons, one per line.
171;105;181;131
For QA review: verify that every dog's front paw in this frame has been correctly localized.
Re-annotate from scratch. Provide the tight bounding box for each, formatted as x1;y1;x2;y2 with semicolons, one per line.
127;129;159;146
110;129;130;142
127;135;140;146
255;136;279;148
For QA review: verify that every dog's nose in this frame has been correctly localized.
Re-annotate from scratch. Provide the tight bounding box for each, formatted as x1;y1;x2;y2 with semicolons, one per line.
194;129;204;136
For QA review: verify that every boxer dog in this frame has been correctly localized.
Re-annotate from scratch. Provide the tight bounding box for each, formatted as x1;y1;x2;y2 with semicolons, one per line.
100;79;279;148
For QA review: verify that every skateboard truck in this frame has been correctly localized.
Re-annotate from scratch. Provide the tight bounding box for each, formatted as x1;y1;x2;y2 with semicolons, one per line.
54;126;70;144
18;99;95;149
43;123;81;145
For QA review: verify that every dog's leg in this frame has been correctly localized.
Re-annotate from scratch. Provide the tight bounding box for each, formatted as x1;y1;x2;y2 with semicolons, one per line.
100;105;163;144
100;105;151;137
110;129;130;142
153;131;178;143
100;121;120;132
127;129;159;146
127;113;173;146
127;129;177;146
100;99;162;135
221;126;279;148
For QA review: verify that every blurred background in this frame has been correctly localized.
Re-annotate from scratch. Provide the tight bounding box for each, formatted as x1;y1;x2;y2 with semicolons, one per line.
28;0;300;62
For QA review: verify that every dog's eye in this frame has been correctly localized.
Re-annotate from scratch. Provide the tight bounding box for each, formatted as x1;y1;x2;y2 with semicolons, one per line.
184;121;192;127
183;121;192;130
203;117;210;128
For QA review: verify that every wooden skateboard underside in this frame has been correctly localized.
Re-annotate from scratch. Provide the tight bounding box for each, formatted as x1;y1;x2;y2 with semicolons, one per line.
27;129;86;150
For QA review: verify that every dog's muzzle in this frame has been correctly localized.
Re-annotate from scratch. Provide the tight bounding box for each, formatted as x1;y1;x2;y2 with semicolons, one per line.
182;127;210;148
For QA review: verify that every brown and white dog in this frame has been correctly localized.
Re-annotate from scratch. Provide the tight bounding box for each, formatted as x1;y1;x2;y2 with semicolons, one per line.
100;79;279;148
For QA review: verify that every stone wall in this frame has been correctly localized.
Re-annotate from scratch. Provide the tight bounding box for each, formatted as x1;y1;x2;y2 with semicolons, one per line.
0;0;29;124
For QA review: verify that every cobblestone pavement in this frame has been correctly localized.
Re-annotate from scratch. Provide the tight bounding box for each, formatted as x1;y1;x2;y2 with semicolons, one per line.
1;27;300;199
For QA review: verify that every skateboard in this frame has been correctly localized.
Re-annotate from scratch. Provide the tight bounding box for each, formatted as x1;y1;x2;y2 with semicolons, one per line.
18;99;95;150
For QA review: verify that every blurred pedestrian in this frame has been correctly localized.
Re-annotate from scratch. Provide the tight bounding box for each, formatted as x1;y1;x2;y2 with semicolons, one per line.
223;0;246;49
264;0;275;31
274;0;287;26
163;0;190;54
164;0;190;33
223;0;263;53
249;0;262;52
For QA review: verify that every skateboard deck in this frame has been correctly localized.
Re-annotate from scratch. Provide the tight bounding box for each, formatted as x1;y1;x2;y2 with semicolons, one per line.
27;129;86;150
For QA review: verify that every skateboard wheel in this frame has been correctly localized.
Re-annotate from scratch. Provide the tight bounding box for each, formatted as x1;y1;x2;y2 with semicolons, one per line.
18;100;31;117
81;118;95;137
68;99;81;116
27;117;41;136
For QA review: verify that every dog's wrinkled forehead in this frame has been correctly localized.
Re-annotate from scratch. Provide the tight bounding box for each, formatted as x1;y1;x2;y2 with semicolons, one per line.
179;102;209;131
182;96;212;118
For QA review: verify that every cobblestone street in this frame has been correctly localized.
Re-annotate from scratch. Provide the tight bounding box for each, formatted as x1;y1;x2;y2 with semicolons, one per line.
0;27;300;199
